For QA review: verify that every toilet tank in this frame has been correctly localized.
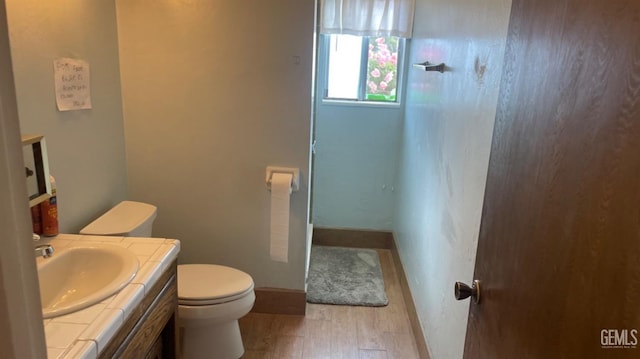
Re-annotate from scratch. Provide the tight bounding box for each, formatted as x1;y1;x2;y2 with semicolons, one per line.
80;201;157;237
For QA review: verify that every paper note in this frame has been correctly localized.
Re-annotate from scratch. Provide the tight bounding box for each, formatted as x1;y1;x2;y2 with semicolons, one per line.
54;58;92;111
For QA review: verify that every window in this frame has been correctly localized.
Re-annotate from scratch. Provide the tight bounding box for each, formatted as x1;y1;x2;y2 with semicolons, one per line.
323;34;404;104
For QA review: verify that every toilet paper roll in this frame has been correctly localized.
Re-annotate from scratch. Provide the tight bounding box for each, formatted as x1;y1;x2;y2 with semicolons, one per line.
270;173;292;263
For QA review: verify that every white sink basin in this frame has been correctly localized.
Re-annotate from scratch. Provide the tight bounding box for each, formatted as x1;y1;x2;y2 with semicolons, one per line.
37;244;139;319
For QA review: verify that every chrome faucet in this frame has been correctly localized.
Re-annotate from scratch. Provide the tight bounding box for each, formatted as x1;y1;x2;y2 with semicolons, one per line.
35;244;54;258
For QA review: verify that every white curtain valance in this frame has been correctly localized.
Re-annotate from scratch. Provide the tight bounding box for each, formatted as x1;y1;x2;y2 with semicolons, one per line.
320;0;415;38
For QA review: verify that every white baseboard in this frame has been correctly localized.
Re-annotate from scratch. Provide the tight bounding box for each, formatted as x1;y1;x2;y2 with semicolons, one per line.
305;222;313;291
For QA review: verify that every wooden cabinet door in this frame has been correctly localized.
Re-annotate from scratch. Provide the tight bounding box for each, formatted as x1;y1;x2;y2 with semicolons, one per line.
464;0;640;358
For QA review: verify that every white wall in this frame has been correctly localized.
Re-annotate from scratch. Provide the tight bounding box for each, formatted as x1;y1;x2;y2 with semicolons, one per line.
312;103;401;231
0;0;46;355
6;0;128;233
116;0;314;290
394;0;511;358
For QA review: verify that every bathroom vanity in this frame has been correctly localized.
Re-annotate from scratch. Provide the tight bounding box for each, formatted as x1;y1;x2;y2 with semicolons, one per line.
98;259;176;358
39;234;180;359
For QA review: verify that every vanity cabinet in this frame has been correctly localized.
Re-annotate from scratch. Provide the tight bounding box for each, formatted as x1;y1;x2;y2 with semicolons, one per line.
99;261;178;359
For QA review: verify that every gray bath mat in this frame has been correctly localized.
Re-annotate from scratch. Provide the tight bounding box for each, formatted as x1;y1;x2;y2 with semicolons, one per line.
307;246;389;306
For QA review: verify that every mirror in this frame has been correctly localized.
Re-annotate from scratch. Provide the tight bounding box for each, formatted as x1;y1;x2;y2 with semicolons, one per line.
21;134;51;207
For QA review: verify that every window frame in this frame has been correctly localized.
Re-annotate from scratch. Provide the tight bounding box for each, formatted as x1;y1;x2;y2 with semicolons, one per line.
319;34;407;107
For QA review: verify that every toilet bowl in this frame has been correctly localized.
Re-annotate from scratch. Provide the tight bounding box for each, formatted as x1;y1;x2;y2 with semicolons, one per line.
178;264;255;359
81;201;256;359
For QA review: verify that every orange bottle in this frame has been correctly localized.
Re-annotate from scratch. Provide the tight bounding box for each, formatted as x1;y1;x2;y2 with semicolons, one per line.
41;175;58;237
31;204;42;235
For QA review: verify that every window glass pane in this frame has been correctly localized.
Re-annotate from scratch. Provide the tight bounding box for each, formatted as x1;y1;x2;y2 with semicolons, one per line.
327;35;362;100
365;36;399;102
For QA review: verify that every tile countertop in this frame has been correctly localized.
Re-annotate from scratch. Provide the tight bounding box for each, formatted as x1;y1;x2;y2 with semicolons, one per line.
35;234;181;359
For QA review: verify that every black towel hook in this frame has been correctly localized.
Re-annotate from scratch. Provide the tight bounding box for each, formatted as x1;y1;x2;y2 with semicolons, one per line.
412;61;446;73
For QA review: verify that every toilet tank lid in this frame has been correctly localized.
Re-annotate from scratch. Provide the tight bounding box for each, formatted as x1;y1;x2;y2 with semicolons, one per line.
80;201;157;236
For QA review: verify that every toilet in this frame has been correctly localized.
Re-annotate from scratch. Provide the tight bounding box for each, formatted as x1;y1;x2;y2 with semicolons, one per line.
80;200;256;359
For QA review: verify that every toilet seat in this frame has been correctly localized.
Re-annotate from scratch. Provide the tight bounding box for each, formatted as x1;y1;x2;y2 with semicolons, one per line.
178;264;254;306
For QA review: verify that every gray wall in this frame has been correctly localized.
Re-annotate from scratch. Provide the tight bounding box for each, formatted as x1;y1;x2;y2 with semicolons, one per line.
312;103;401;231
312;36;403;231
7;0;313;291
116;0;314;290
394;0;512;357
6;0;128;233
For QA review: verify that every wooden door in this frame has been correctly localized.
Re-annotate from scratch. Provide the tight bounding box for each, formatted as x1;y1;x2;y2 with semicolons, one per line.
464;0;640;358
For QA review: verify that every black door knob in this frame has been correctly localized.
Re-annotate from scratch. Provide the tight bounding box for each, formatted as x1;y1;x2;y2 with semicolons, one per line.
454;280;481;304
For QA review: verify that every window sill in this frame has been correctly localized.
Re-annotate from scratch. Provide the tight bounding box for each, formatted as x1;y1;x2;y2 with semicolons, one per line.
320;99;402;109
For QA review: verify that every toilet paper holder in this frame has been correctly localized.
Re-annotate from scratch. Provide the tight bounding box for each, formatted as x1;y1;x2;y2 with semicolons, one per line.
266;166;300;192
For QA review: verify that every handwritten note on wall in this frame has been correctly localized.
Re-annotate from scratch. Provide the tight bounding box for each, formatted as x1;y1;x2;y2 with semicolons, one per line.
54;58;92;111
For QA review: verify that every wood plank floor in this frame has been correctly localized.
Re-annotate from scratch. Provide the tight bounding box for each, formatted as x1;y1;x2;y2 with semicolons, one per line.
240;249;421;359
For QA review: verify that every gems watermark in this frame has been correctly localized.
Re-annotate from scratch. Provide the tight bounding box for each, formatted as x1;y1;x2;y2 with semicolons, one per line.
601;329;637;349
